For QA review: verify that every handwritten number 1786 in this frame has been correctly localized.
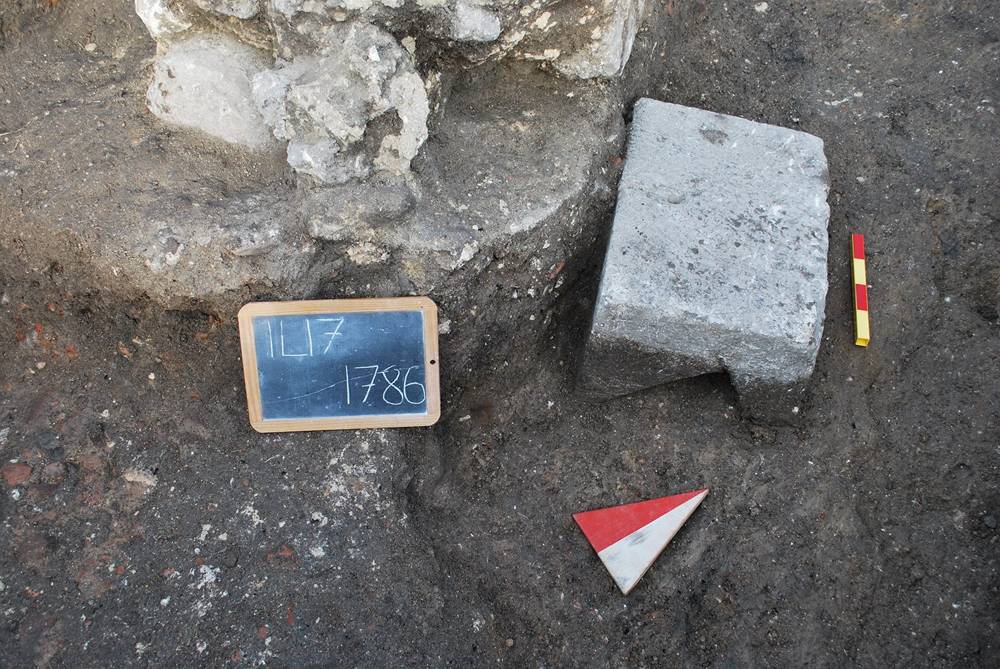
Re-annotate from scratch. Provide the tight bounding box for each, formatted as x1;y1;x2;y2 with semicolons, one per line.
344;365;425;406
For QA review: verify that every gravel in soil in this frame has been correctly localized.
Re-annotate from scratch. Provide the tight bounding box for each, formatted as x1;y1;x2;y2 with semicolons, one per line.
1;0;999;666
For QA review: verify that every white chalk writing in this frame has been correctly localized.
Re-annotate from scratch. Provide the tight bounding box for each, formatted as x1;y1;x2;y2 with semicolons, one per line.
265;317;345;358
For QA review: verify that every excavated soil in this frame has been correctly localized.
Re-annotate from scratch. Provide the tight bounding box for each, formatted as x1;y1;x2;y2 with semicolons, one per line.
1;1;998;666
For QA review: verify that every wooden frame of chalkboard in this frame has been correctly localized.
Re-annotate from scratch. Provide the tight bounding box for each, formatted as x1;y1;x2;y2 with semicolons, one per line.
237;297;441;432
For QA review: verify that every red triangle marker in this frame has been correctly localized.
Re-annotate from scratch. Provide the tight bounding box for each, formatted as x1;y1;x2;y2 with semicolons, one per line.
574;489;708;594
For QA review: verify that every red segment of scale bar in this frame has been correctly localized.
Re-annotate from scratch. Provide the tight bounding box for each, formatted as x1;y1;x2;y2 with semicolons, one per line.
855;283;868;311
852;233;865;260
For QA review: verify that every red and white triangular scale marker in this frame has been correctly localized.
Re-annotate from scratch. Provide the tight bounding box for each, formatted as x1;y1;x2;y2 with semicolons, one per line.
573;489;708;594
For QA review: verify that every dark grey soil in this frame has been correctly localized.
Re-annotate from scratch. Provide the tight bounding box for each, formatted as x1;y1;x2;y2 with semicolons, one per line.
1;1;998;667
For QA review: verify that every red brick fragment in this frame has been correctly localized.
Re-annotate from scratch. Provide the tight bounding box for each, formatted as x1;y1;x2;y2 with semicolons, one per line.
1;463;31;486
265;544;297;568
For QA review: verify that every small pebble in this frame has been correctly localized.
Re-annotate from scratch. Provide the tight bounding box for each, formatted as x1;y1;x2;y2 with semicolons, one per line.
84;43;97;52
221;547;239;568
41;462;66;484
148;373;156;380
984;515;997;529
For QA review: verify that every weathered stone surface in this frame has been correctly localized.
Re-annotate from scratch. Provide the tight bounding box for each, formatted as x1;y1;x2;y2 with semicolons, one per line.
252;21;429;183
258;0;646;75
451;2;502;42
539;0;647;79
146;34;275;149
305;175;416;240
580;99;830;422
135;0;192;39
192;0;260;19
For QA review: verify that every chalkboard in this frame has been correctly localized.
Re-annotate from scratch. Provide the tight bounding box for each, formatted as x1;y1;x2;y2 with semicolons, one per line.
238;298;440;432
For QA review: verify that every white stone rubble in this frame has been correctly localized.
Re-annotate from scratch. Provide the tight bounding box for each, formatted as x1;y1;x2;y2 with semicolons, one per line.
553;0;647;78
135;0;192;39
452;1;503;42
136;0;647;185
146;35;275;149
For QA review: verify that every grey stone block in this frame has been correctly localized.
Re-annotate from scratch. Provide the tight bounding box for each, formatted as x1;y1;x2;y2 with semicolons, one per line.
580;99;830;422
146;35;274;149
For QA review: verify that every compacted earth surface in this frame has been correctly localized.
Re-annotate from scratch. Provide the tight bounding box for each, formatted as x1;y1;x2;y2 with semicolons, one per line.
1;1;998;667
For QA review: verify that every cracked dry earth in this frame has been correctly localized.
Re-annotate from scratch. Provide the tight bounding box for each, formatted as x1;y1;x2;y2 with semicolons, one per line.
1;1;999;667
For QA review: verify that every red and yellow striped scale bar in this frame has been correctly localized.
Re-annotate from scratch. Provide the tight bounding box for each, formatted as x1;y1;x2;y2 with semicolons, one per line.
852;234;870;347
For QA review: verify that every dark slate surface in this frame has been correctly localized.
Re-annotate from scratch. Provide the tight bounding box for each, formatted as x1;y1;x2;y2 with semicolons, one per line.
251;310;428;420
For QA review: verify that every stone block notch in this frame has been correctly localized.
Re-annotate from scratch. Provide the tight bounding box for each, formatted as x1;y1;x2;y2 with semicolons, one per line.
580;99;831;422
